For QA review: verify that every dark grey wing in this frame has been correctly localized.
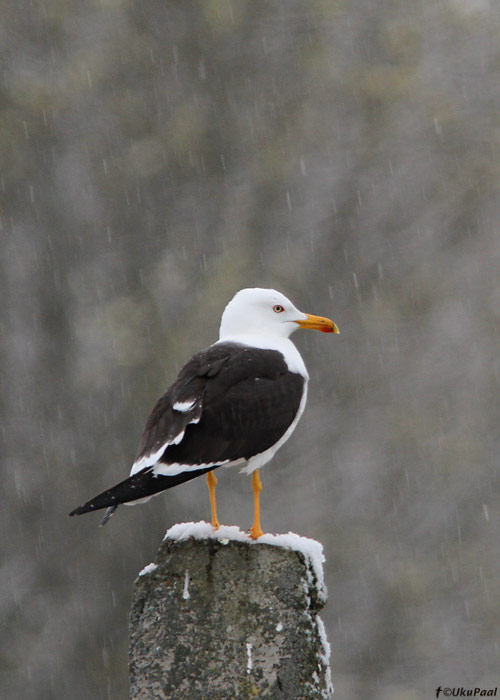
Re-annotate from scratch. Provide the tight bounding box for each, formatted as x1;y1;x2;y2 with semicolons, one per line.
69;343;305;517
157;344;305;468
132;343;239;471
69;344;237;517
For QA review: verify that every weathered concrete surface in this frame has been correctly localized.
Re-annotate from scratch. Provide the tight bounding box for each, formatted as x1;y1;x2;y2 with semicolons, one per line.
129;527;332;700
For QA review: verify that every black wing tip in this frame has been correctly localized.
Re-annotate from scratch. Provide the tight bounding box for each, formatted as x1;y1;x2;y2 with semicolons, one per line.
69;465;217;522
69;503;118;526
69;503;97;517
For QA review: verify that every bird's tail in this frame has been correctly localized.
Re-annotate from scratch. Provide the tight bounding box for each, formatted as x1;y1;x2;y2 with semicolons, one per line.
69;465;217;521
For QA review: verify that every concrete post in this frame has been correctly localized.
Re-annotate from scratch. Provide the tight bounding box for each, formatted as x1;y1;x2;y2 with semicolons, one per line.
129;522;332;700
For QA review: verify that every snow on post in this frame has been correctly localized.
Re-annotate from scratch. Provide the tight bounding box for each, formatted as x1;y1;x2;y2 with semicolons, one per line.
129;522;333;700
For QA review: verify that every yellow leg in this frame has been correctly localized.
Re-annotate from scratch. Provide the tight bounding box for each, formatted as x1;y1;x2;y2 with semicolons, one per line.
206;471;220;530
249;469;264;539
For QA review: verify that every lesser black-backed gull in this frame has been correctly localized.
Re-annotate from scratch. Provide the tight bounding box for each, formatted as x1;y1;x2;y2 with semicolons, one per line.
70;288;339;538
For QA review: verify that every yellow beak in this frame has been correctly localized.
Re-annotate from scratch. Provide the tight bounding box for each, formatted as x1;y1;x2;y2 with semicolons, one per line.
295;313;340;334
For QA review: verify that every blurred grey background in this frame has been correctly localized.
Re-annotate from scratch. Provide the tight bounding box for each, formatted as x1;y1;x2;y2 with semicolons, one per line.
2;1;500;698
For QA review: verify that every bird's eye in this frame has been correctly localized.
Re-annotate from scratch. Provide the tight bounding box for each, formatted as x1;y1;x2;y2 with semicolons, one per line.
273;304;285;313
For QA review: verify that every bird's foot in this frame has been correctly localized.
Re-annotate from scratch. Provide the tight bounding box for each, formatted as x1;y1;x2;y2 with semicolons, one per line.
249;469;263;539
249;524;263;540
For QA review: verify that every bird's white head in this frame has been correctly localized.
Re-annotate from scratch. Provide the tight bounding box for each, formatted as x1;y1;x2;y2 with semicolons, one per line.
218;288;339;341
